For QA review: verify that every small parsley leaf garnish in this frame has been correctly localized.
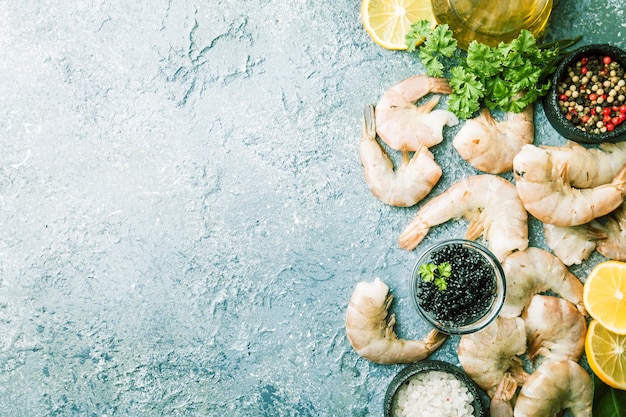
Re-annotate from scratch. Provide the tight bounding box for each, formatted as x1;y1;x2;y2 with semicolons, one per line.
419;261;452;291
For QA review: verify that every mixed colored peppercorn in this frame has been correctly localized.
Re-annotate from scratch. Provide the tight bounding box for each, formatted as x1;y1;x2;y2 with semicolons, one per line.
557;55;626;134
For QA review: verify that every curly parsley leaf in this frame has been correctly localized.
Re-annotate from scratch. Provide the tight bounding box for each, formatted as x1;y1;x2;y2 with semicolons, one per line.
419;262;452;291
405;20;433;52
448;66;484;119
419;49;445;77
406;21;582;118
409;23;457;77
465;41;501;77
423;24;457;57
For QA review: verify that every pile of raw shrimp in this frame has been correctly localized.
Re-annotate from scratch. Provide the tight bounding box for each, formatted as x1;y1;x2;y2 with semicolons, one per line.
347;75;626;416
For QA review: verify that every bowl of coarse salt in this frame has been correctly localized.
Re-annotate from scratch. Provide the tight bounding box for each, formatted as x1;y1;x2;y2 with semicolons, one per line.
384;360;488;417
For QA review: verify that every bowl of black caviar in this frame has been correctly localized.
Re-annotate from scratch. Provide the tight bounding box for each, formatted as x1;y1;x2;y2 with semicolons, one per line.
410;239;506;335
543;43;626;143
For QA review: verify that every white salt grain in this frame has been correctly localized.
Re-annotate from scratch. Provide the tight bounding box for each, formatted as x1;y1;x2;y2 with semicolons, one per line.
393;370;475;417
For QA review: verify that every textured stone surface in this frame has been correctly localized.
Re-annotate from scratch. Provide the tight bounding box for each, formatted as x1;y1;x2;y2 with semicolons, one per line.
0;1;624;415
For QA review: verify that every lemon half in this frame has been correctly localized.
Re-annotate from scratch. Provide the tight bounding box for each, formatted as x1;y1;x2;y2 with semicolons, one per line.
361;0;436;50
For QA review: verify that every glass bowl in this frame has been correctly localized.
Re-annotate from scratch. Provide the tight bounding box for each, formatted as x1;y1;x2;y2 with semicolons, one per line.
410;239;505;335
383;360;488;417
543;43;626;144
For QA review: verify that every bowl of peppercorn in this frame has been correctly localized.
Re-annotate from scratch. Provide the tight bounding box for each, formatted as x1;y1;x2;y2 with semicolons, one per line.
410;239;506;335
543;43;626;143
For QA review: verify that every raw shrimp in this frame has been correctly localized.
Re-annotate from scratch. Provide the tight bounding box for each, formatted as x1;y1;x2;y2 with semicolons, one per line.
522;295;586;365
398;174;528;262
596;201;626;260
345;278;447;364
514;360;592;417
375;75;459;151
457;316;529;397
359;104;442;207
500;247;585;318
452;105;534;174
513;144;626;226
542;140;626;188
543;222;605;266
490;373;517;417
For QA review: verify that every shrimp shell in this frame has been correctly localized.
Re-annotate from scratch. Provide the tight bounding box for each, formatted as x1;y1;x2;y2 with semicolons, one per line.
490;373;517;417
398;174;528;262
345;278;447;364
541;140;626;188
375;75;458;151
359;104;442;207
453;105;534;174
513;360;592;417
542;222;606;266
513;144;626;227
522;294;587;365
458;316;529;398
596;201;626;261
500;247;585;318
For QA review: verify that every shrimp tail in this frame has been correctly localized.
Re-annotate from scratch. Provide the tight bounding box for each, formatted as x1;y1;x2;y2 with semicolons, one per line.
426;77;453;95
423;328;448;352
526;332;543;365
465;217;485;241
585;223;609;241
490;373;517;417
613;162;626;195
363;104;376;139
510;356;530;385
398;216;430;250
416;96;440;114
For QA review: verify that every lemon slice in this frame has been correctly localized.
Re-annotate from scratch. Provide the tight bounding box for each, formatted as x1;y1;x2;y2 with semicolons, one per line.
361;0;436;50
583;260;626;335
585;320;626;390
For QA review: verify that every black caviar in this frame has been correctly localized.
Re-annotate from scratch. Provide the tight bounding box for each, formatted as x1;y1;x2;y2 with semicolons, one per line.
416;243;496;327
557;54;626;134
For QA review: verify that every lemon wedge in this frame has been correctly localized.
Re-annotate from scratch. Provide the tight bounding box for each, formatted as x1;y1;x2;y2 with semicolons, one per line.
585;320;626;390
361;0;436;50
583;260;626;335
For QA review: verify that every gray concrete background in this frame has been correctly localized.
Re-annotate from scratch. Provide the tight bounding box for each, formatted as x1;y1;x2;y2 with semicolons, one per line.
1;1;624;416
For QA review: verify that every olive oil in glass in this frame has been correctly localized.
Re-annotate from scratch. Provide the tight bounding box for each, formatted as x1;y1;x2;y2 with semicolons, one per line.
431;0;553;49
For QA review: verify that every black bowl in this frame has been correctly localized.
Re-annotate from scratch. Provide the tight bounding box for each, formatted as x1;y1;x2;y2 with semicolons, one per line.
383;360;489;417
543;43;626;144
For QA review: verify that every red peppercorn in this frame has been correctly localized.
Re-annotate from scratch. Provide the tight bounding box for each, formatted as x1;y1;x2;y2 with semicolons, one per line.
559;94;568;101
620;105;626;114
603;56;613;65
604;114;612;123
581;57;589;65
581;67;588;75
620;113;626;123
589;93;598;101
591;108;597;115
582;115;590;123
613;105;620;113
607;123;615;131
612;116;622;126
603;107;612;115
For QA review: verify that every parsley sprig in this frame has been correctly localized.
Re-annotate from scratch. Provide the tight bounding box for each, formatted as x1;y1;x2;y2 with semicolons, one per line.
405;22;582;119
418;261;452;291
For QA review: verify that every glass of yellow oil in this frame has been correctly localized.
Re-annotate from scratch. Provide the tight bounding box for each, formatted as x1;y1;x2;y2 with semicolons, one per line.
431;0;553;49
